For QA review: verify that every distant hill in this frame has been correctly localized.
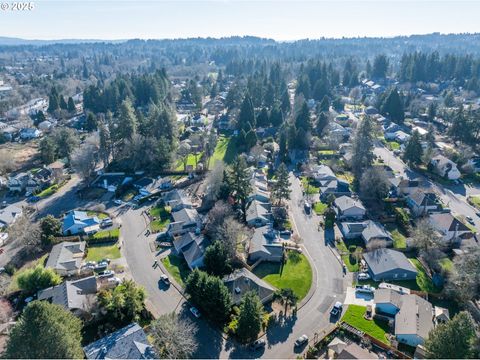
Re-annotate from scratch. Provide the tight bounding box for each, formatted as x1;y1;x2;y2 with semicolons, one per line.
0;37;126;46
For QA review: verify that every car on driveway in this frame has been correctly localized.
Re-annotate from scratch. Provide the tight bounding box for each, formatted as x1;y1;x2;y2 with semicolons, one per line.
330;301;343;317
190;306;201;318
357;272;370;280
101;218;113;227
114;199;123;205
355;285;375;294
160;274;170;284
98;270;115;278
249;338;266;351
294;334;308;347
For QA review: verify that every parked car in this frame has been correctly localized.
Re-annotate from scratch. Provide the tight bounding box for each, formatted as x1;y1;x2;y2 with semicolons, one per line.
190;306;201;318
330;301;343;316
98;270;115;278
94;263;108;271
101;218;113;227
99;258;111;264
476;212;480;218
114;199;123;205
294;335;308;347
107;277;121;286
355;285;375;294
249;338;266;351
357;272;370;280
466;216;475;225
304;202;311;214
160;274;170;284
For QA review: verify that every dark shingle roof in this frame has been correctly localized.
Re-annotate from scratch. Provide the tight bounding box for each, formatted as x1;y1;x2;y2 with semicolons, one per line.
363;249;417;276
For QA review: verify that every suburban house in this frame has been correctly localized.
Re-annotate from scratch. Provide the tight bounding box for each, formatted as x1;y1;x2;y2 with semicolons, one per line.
389;176;426;197
62;210;101;235
8;172;30;193
339;220;392;246
374;288;436;347
466;157;480;172
310;164;337;183
246;200;271;227
83;323;156;359
95;174;132;193
172;232;210;270
333;196;366;220
167;208;201;237
0;204;22;228
327;338;378;359
223;268;276;305
45;241;86;276
395;294;435;347
383;123;402;140
363;249;418;281
37;276;97;317
162;189;193;211
406;190;440;217
249;187;271;203
430;155;461;180
19;127;42;140
248;225;284;263
428;212;471;244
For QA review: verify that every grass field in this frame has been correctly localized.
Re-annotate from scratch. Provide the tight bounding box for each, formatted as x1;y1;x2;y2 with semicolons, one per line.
85;243;121;262
175;152;203;171
253;252;312;300
149;205;171;232
342;305;390;345
89;228;120;240
161;254;191;287
209;136;238;169
313;201;328;215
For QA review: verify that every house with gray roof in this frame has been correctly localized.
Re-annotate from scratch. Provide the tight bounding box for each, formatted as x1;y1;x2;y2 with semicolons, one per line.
339;220;392;246
0;204;22;228
333;196;366;220
428;212;471;244
46;241;86;276
246;200;271;227
173;232;210;270
62;210;100;235
395;294;434;347
364;249;417;281
223;268;276;305
161;189;192;211
37;276;97;317
374;288;403;315
167;208;201;236
248;225;284;263
406;190;440;217
83;323;156;359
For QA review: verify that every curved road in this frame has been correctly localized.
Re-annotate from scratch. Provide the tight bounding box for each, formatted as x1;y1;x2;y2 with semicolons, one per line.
120;173;346;358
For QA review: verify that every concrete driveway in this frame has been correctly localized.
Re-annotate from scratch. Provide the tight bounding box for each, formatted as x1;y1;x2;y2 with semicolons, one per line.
344;287;375;307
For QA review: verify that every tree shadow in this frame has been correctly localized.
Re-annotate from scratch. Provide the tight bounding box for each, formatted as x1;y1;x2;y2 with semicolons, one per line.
265;312;297;346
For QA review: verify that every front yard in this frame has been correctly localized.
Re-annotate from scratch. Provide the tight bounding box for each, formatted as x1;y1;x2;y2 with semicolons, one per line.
313;201;328;215
89;228;120;241
468;195;480;209
161;254;191;287
342;305;390;345
149;205;171;232
301;177;320;195
85;243;121;262
253;251;312;300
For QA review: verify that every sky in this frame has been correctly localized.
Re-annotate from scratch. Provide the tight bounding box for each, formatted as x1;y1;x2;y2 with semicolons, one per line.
1;0;480;41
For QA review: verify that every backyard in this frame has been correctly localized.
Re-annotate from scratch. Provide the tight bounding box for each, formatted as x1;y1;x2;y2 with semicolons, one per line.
336;238;364;272
209;136;237;169
85;243;121;262
161;254;191;287
253;251;312;300
149;205;171;232
175;152;203;171
341;305;390;345
385;224;407;249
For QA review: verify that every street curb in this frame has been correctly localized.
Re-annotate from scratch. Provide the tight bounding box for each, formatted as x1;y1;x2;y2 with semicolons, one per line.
297;243;317;310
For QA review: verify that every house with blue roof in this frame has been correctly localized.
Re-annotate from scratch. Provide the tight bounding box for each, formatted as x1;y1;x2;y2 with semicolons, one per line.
62;210;100;235
83;323;156;359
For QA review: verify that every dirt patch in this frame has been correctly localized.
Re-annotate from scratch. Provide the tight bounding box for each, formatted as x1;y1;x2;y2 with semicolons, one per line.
0;141;40;173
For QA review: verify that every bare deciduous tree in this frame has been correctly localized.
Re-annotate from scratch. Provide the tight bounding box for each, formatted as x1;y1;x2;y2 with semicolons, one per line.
446;247;480;303
149;313;198;359
0;298;13;324
8;215;42;253
359;167;390;201
71;135;100;181
203;162;224;205
366;239;388;252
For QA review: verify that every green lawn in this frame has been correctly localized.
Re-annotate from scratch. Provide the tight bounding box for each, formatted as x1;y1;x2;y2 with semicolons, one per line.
253;252;313;300
386;225;407;249
149;205;171;232
86;211;109;220
313;201;328;215
37;184;60;198
176;152;203;171
468;195;480;209
342;305;390;345
301;177;320;195
85;243;121;262
89;228;120;240
209;136;235;169
386;141;401;151
161;254;191;287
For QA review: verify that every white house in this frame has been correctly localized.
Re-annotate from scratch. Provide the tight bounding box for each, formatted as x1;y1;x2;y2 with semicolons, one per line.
430;155;461;180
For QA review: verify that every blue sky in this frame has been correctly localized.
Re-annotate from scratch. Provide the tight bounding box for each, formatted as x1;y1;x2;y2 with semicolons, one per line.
1;1;480;40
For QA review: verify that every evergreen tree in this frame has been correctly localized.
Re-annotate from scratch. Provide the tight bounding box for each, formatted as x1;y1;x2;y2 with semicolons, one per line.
226;156;252;222
280;89;291;114
256;107;270;127
4;301;83;359
39;136;57;164
17;265;62;295
372;54;389;79
59;96;68;110
351;116;375;179
47;87;59;113
295;100;310;131
424;312;477;359
381;88;404;124
245;129;258;150
271;163;291;204
319;95;330;112
238;93;255;132
403;130;423;166
116;98;137;141
236;291;264;343
67;97;76;113
316;112;329;135
278;130;288;162
203;241;231;276
85;112;98;132
269;103;284;127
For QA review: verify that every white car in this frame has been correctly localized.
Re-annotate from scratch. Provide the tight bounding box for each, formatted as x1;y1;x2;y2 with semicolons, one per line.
466;216;475;225
114;199;123;205
190;306;201;318
357;272;371;280
294;334;308;347
98;270;115;278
